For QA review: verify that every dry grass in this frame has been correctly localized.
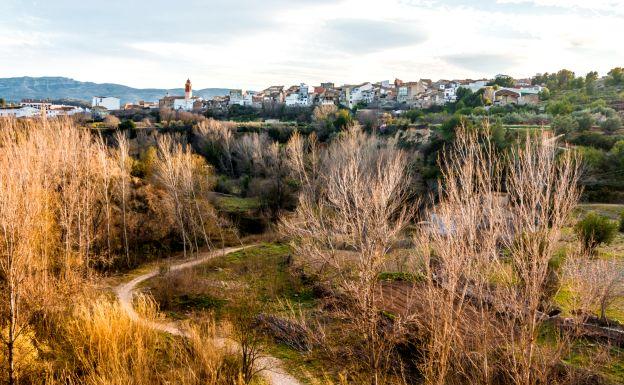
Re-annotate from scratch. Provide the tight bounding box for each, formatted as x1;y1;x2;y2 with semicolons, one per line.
55;294;246;385
0;117;239;384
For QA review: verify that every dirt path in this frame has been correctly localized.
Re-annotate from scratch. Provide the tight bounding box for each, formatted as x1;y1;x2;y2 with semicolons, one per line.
114;245;302;385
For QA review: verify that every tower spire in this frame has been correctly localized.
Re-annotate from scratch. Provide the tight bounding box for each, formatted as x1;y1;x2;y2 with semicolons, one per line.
185;78;192;101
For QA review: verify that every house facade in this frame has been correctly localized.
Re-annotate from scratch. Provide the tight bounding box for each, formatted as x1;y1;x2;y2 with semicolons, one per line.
341;82;373;108
284;84;311;107
92;96;120;111
0;106;41;118
229;89;244;106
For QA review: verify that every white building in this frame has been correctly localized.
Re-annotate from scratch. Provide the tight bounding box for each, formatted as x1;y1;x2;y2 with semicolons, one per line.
0;105;87;118
518;85;543;94
229;89;244;106
20;100;52;110
284;84;311;107
173;98;195;110
243;90;257;107
92;96;120;111
47;106;88;117
0;106;40;118
342;82;373;108
443;85;459;102
461;80;488;93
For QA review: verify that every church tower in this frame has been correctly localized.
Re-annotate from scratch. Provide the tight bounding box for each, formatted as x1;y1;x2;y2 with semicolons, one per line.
185;78;192;101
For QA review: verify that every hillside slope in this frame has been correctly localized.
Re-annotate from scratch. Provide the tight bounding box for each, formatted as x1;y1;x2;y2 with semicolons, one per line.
0;76;229;104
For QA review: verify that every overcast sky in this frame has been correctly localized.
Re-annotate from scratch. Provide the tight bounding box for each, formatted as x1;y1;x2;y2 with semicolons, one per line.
1;0;623;90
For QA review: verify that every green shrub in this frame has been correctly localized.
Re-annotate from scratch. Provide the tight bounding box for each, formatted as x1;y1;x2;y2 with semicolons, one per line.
571;132;618;151
130;146;157;178
547;100;574;116
601;116;622;133
118;120;136;130
574;111;594;131
620;210;624;233
552;115;578;135
333;109;353;130
574;212;618;255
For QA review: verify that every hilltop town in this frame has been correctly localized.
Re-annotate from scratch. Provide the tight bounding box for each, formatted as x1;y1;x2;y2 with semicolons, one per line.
0;74;543;118
211;75;541;111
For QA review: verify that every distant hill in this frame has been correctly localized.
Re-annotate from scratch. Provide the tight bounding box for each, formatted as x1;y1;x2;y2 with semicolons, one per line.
0;77;230;104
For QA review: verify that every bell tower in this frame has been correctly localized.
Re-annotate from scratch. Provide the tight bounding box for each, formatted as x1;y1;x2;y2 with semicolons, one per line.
184;78;192;101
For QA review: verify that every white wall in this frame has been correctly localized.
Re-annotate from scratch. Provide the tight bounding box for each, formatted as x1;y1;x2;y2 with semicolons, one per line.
92;97;120;111
173;98;195;110
0;106;41;118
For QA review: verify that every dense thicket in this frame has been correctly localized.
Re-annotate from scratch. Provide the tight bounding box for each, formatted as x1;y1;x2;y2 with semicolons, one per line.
0;118;231;384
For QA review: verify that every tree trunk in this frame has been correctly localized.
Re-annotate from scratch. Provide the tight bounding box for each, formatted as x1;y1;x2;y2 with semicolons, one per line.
7;278;16;385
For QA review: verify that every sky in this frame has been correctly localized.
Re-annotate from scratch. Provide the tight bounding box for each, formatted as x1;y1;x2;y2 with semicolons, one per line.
1;0;623;90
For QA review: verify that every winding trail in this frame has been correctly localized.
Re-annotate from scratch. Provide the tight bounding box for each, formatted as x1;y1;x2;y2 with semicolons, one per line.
115;245;302;385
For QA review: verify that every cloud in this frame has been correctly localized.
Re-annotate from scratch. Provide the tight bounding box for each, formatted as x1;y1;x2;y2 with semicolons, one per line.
496;0;624;14
1;0;341;44
1;0;623;89
444;53;522;74
323;19;427;53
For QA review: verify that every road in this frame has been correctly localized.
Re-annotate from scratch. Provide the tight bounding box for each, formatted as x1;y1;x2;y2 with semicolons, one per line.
114;245;302;385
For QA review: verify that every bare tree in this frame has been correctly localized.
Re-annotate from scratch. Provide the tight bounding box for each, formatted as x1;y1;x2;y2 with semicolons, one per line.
0;117;146;382
414;125;581;385
285;131;320;191
95;137;114;259
415;125;506;385
0;149;42;385
154;135;218;257
228;300;267;384
194;119;236;176
0;117;111;383
115;132;131;264
312;104;337;123
103;115;121;129
564;256;624;322
500;134;581;385
281;125;413;384
232;133;272;177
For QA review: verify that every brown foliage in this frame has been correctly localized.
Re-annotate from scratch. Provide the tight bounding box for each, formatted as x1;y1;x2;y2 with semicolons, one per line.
0;117;229;383
153;135;228;256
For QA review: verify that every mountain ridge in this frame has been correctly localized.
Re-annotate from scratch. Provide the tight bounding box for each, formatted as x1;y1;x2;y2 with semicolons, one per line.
0;76;230;104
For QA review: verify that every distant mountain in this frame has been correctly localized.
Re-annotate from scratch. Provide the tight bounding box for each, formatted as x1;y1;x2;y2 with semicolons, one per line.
0;77;230;104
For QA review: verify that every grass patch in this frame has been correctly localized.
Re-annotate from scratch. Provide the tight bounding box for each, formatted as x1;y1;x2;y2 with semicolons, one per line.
553;285;575;317
378;271;422;282
564;341;624;384
173;293;226;311
538;318;624;383
576;203;624;220
606;297;624;323
141;243;322;382
145;243;318;319
215;196;262;213
195;243;315;308
596;232;624;260
267;343;332;385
